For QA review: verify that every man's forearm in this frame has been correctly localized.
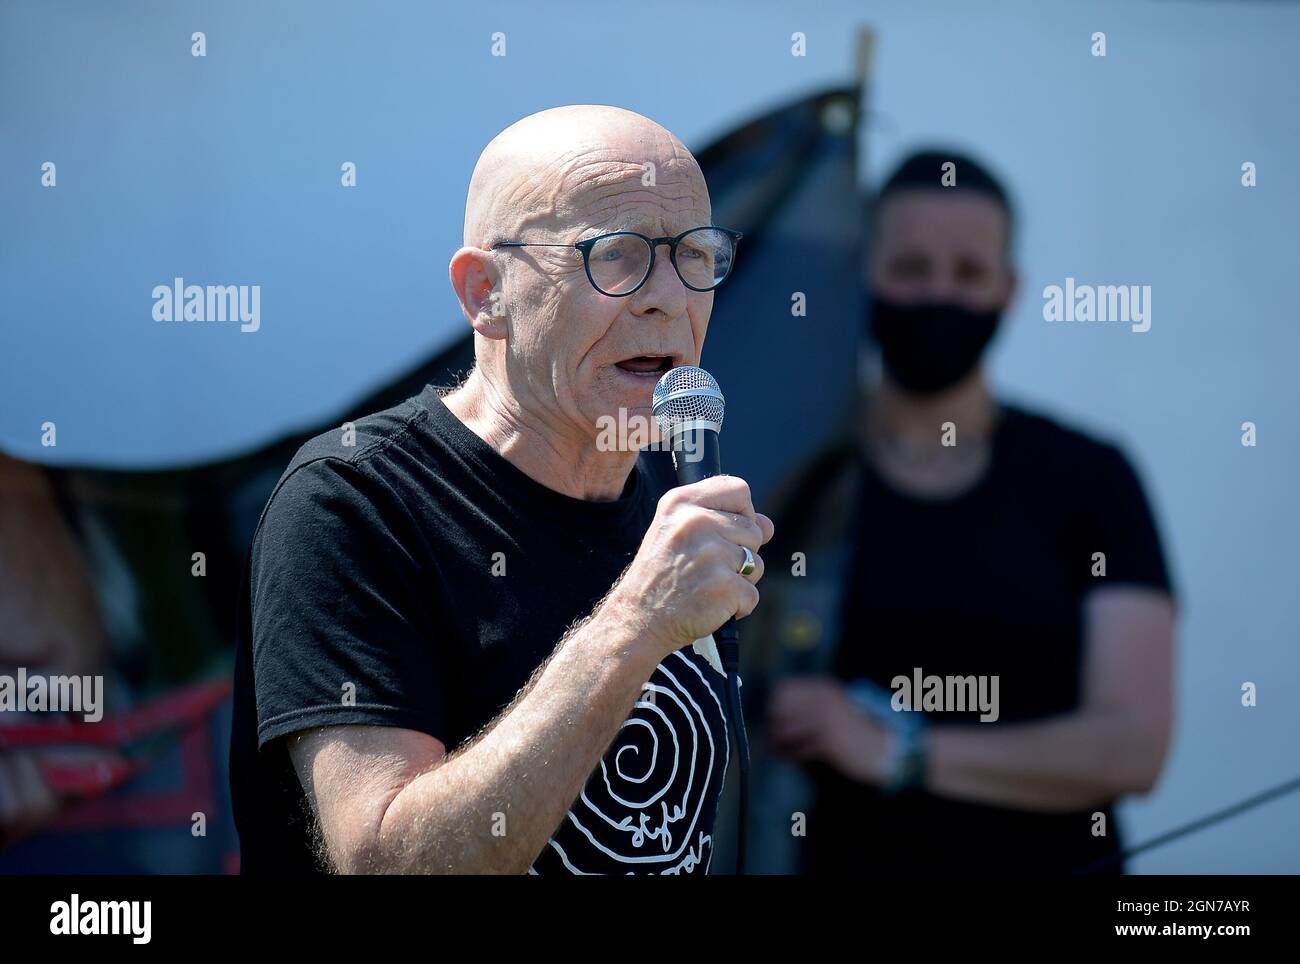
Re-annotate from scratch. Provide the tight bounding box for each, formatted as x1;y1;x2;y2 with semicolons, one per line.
370;595;665;873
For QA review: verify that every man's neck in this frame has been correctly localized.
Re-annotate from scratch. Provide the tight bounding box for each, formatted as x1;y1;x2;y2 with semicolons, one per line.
441;371;640;503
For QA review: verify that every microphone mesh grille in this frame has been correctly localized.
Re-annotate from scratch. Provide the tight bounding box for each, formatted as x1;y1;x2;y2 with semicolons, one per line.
652;366;725;433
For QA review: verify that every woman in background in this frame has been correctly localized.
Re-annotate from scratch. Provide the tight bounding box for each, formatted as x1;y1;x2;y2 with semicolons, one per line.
752;150;1177;875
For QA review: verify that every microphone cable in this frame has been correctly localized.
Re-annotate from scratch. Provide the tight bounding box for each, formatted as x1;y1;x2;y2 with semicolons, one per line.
716;618;749;875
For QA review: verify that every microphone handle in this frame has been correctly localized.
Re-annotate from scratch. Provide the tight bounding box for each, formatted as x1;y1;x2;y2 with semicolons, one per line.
669;429;722;485
668;426;740;674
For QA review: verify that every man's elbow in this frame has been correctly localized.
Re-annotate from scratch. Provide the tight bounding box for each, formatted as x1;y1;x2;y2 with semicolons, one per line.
359;792;533;874
327;828;396;875
318;786;412;874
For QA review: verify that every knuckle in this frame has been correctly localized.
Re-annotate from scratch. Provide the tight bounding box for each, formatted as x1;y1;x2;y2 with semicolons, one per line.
675;506;712;538
660;486;690;510
723;480;748;503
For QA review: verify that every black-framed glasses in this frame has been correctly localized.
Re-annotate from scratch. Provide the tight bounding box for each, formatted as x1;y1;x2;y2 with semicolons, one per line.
490;226;743;297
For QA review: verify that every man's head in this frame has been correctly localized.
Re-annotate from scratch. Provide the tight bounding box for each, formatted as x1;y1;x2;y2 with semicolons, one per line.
863;149;1018;394
450;105;715;438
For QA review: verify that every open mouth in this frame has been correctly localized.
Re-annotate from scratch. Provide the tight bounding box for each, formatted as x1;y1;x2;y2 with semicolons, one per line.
613;354;675;377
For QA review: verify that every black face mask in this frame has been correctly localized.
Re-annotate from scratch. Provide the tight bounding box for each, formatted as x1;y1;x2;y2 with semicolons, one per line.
868;295;1001;395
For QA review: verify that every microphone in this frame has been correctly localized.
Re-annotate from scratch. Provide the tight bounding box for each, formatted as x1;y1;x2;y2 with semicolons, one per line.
650;365;738;672
651;365;726;487
652;365;750;873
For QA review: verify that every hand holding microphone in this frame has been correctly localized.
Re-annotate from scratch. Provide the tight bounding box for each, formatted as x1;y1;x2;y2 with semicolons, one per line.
612;474;771;660
605;367;773;663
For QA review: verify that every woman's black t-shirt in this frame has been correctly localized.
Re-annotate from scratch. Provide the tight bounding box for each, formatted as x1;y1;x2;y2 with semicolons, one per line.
804;404;1175;876
229;385;730;875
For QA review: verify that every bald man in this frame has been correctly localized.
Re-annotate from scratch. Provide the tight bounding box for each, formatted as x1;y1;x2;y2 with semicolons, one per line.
229;105;770;875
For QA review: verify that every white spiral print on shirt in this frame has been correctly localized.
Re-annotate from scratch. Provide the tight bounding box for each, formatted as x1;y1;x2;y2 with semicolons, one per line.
530;648;729;875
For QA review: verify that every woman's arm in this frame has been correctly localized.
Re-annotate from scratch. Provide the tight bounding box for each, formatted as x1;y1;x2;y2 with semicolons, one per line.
924;586;1175;810
768;586;1176;811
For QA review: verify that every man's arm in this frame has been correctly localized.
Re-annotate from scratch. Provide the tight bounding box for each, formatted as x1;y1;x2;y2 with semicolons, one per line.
285;475;773;874
287;591;661;874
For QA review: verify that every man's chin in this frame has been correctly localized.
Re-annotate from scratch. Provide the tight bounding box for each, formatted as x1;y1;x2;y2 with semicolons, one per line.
589;397;662;454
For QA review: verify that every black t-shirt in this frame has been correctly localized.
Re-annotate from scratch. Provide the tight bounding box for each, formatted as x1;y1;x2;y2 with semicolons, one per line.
803;404;1175;876
229;385;730;875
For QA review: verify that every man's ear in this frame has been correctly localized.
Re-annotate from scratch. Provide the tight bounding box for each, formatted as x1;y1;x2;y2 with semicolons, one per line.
448;247;508;339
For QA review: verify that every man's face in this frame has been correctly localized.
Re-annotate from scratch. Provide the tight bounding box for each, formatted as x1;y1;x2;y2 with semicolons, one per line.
869;189;1014;312
497;158;713;436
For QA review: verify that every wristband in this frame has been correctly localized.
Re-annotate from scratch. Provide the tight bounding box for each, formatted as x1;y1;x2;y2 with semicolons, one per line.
845;677;928;794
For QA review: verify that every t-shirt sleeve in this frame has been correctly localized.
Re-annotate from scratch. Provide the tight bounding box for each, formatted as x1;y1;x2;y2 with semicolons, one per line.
249;456;448;749
1074;442;1176;601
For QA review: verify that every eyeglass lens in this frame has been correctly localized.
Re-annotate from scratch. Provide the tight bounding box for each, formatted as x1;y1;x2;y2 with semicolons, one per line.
586;228;735;295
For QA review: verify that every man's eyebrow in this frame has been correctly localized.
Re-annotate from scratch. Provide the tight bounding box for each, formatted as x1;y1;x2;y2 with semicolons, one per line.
574;226;620;241
580;216;658;238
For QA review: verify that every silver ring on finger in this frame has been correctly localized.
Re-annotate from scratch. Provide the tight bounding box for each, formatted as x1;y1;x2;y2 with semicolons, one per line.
737;545;756;577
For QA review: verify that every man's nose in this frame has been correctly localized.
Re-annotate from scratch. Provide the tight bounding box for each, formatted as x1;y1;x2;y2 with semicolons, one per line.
631;245;690;318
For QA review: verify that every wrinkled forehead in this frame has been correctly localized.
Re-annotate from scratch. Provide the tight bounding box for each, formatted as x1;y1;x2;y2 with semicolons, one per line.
466;107;712;247
535;148;713;239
